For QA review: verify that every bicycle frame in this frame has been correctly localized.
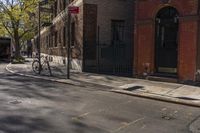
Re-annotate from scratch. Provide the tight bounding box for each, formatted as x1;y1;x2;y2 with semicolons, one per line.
32;55;52;76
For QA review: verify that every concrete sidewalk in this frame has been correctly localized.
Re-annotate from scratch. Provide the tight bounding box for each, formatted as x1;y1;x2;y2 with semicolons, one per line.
6;58;200;107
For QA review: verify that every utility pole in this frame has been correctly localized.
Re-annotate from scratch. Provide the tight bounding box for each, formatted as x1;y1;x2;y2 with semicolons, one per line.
66;5;79;79
67;11;71;79
38;2;41;74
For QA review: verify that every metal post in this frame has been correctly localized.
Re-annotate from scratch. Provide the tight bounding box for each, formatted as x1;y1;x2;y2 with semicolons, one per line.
38;2;41;74
67;11;71;79
97;26;100;73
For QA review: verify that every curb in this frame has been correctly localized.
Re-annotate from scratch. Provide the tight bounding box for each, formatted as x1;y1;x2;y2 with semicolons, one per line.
6;63;84;87
5;63;114;89
111;89;200;108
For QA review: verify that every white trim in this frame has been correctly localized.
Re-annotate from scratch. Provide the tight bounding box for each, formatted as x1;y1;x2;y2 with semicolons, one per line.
53;9;67;24
41;53;82;71
70;0;83;6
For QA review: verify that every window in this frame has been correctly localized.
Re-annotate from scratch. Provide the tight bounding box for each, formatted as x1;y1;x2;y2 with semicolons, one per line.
46;35;49;48
48;35;51;48
59;30;62;44
59;0;63;13
71;22;75;46
54;1;57;16
111;20;125;42
41;37;43;48
63;26;66;47
63;0;66;10
54;31;58;47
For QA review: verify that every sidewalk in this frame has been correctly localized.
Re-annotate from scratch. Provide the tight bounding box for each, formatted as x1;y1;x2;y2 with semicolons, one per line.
6;58;200;107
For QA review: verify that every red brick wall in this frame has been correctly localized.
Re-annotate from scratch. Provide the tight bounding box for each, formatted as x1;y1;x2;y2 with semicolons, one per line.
135;0;198;81
178;20;198;80
136;23;154;75
137;0;198;19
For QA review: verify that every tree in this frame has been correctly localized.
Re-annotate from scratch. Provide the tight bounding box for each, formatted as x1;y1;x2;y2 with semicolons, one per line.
0;0;38;58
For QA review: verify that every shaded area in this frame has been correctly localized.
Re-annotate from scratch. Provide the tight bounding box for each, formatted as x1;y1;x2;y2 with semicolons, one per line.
0;71;77;100
0;115;50;133
0;73;103;133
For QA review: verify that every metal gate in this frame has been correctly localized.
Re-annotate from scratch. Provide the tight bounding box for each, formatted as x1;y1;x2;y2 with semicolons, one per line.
83;21;133;77
96;42;132;76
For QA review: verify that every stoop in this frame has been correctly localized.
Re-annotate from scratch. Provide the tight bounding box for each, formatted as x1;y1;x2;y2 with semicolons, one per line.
146;75;178;83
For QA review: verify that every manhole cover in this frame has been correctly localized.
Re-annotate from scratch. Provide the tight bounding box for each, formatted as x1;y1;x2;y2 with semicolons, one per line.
9;100;22;104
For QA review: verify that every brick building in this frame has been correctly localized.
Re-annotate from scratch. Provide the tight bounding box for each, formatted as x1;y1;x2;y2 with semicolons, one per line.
36;0;134;75
34;0;200;82
134;0;200;82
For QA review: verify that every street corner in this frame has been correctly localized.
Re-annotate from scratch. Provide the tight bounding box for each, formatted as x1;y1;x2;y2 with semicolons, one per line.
5;61;89;88
5;62;26;74
5;63;16;74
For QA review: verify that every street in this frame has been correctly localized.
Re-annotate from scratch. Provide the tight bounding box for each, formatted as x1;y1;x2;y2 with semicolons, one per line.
0;63;200;133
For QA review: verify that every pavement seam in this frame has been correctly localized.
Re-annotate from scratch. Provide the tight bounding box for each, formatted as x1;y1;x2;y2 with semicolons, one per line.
164;86;183;95
110;117;145;133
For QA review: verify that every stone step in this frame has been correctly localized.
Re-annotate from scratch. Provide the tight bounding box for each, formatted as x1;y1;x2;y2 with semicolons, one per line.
147;76;178;83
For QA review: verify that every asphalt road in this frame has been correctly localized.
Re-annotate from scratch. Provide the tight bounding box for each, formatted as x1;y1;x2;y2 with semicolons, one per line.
0;63;200;133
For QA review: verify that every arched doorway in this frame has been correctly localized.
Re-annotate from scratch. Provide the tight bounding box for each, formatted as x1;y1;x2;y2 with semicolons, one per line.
155;7;179;76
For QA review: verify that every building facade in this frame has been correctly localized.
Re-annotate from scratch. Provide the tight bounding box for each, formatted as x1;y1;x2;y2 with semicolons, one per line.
36;0;134;76
134;0;200;82
35;0;200;82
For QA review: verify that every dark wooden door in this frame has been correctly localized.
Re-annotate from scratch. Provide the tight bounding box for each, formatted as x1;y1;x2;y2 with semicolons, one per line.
155;7;178;74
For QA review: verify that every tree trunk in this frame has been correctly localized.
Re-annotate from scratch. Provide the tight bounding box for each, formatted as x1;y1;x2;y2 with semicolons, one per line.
13;29;21;58
14;38;20;58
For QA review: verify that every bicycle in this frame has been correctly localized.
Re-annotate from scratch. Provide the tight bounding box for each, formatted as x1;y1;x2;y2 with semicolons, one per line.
32;55;52;76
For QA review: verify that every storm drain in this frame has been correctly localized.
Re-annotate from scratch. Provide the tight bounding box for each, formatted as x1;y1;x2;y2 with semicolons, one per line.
124;86;144;91
9;100;22;104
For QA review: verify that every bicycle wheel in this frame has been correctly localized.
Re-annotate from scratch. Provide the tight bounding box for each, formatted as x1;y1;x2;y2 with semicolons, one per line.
32;60;40;74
